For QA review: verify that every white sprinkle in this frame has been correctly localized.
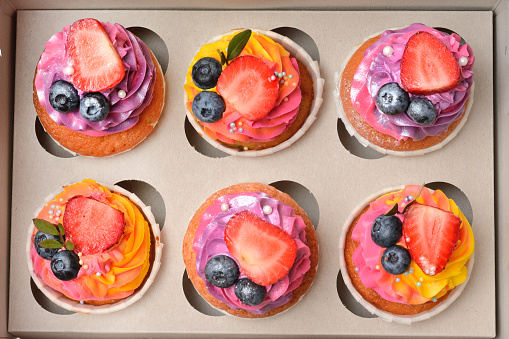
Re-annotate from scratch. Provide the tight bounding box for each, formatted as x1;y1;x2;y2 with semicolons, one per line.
354;267;359;272
118;90;127;99
78;252;82;257
395;278;400;282
383;45;394;57
56;210;62;215
63;66;74;75
375;265;380;270
83;264;88;269
96;272;102;277
270;75;276;81
263;205;273;215
459;56;468;66
79;260;83;265
80;300;84;304
221;203;229;212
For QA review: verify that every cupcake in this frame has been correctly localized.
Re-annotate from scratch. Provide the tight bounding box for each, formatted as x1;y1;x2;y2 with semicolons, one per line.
27;179;162;314
335;23;474;156
183;183;319;317
184;29;324;156
34;18;165;157
339;185;475;324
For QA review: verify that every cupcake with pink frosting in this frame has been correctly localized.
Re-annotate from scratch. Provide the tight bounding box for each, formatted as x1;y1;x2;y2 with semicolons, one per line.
185;29;323;157
34;18;165;157
335;23;474;156
183;183;318;318
339;185;475;324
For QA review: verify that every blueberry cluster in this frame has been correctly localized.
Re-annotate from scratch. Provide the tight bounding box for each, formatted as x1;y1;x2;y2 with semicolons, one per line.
191;58;225;123
205;254;266;306
49;80;110;122
371;214;411;275
34;230;81;281
375;82;437;126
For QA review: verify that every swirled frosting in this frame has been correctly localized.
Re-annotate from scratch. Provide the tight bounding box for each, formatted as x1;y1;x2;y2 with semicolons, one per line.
351;23;474;141
185;31;302;144
193;191;311;314
30;180;152;301
351;185;474;305
35;21;156;137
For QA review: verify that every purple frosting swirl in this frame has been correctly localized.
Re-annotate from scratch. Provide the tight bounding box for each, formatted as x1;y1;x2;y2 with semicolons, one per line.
35;22;155;136
193;192;311;315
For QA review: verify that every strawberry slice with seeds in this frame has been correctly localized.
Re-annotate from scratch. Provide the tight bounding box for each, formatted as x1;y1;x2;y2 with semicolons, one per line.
67;18;125;92
400;31;461;95
63;196;125;255
402;204;461;276
216;55;279;121
224;210;297;286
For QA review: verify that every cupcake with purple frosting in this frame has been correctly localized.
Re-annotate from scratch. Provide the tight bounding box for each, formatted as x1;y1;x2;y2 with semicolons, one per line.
335;23;474;156
33;18;165;157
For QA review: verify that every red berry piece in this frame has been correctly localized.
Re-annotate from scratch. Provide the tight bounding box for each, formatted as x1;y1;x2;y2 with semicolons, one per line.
224;210;297;286
67;18;126;92
63;196;125;255
216;55;279;121
400;31;461;95
402;204;461;276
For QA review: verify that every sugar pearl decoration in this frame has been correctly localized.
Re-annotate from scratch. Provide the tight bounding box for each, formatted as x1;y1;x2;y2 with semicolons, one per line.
459;56;468;66
221;203;229;212
79;260;84;265
118;89;127;99
80;300;84;304
354;267;359;272
262;205;272;215
375;265;380;270
432;297;437;302
395;277;400;282
238;128;243;133
63;66;74;75
416;282;422;287
383;45;394;57
243;146;248;151
83;264;88;269
96;272;102;277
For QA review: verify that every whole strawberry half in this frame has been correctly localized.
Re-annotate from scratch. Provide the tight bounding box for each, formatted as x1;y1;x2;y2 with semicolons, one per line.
216;55;279;121
224;210;297;286
400;31;461;95
67;18;126;92
63;196;125;255
402;204;461;276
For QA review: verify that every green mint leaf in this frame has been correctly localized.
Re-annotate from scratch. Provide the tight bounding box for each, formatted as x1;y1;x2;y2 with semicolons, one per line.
39;239;63;249
402;184;425;214
226;29;252;62
217;49;227;66
65;240;74;251
33;218;59;235
58;223;65;236
384;203;399;216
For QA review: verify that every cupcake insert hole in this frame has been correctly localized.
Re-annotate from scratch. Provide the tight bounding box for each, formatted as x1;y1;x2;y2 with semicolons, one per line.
425;181;473;225
115;180;166;230
337;118;387;160
127;27;169;74
30;278;75;315
182;270;224;317
35;117;77;159
184;116;229;159
336;271;378;319
269;180;319;229
271;27;320;63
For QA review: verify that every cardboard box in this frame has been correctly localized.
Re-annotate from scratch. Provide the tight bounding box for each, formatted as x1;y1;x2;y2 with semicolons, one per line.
1;1;506;338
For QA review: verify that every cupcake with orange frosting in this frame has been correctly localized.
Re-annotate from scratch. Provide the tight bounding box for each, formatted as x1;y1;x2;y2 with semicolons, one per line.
27;179;162;313
339;185;474;324
185;29;323;156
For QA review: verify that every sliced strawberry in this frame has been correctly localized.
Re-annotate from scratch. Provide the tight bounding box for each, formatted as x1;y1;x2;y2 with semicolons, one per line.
224;210;297;286
63;196;125;255
400;31;461;95
402;204;461;276
67;18;125;92
216;55;279;121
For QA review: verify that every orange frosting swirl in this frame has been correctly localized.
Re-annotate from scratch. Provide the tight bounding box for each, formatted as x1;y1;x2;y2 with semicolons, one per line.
30;180;151;301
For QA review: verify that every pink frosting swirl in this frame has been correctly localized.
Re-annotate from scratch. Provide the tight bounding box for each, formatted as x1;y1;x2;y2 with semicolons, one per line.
350;23;474;141
193;191;311;315
35;21;156;136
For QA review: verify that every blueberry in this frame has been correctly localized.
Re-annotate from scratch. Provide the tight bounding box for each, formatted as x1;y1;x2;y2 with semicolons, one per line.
205;255;240;288
34;231;60;260
234;278;267;306
80;92;110;122
381;245;411;275
407;98;437;125
192;91;225;123
48;80;79;113
375;82;410;116
371;215;403;248
50;250;81;281
192;57;223;89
